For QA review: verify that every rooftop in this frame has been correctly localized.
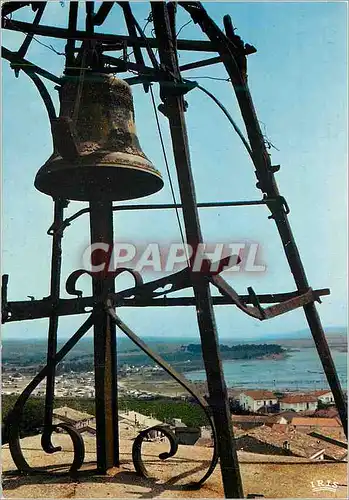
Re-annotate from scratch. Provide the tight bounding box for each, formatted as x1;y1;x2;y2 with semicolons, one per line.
53;406;95;423
314;408;339;419
309;390;333;397
241;425;346;460
240;390;276;400
2;433;347;498
119;410;163;429
265;411;297;424
291;417;342;428
231;414;269;423
281;394;318;403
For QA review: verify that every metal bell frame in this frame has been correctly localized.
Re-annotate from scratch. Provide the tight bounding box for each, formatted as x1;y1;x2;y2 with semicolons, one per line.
1;2;347;499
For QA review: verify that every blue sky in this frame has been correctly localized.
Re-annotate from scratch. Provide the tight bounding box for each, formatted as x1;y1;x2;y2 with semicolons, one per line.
2;1;347;341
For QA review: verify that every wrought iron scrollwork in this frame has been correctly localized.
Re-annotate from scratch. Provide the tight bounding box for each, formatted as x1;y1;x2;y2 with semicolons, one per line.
6;265;217;485
132;425;179;478
64;266;219;485
106;302;218;487
7;315;94;474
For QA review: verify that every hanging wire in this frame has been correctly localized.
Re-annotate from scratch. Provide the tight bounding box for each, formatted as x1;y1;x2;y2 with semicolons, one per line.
259;119;280;151
142;12;153;34
32;36;65;56
185;80;254;160
149;85;190;266
176;20;192;37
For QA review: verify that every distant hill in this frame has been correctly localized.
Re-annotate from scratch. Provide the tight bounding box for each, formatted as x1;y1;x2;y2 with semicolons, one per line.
267;326;347;340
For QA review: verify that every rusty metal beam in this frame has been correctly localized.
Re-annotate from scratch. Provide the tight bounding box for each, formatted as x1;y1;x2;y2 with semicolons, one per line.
2;18;218;52
151;3;243;497
89;201;119;472
179;55;221;71
41;199;67;455
2;288;331;323
93;1;114;26
17;2;46;60
2;46;61;84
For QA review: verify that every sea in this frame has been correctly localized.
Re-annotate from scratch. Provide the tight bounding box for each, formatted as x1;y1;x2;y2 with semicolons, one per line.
184;348;348;391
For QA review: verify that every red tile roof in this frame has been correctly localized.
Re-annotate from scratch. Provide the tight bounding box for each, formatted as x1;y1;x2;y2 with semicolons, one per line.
309;390;332;396
272;423;290;432
238;425;325;459
241;390;276;400
291;417;341;428
237;425;347;460
281;394;318;403
265;411;297;424
314;408;339;419
231;415;269;422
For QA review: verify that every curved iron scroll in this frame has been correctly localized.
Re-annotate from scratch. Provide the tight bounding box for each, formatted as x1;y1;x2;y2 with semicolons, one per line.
132;425;178;476
106;302;219;488
8;315;94;474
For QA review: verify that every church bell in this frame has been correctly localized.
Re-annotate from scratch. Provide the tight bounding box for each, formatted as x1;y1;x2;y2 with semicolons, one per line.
35;74;163;201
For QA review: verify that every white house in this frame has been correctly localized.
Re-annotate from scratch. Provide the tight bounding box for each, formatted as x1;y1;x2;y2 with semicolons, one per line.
311;390;334;405
279;394;318;412
239;390;278;412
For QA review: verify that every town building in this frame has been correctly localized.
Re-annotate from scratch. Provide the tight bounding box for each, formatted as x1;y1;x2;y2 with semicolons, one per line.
52;406;95;430
231;414;269;430
309;390;335;405
265;411;297;425
290;417;345;440
314;408;339;419
234;425;347;461
279;394;318;412
239;390;278;412
119;410;163;430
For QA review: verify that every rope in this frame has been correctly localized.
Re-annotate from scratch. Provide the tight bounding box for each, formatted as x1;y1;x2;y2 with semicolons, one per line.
149;85;190;267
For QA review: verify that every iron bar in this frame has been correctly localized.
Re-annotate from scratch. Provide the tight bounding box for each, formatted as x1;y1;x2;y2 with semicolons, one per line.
179;3;347;436
65;1;78;73
151;3;243;497
17;2;46;60
3;289;331;323
41;199;67;454
106;305;219;487
119;2;159;71
179;55;221;71
1;274;9;322
101;53;159;76
110;200;266;209
53;199;266;235
2;46;61;84
1;2;31;17
115;2;152;93
220;13;348;438
89;201;119;472
8;314;94;474
2;19;218;52
93;2;115;26
85;2;94;34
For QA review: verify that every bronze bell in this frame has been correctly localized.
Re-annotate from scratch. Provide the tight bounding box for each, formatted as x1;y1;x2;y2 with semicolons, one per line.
35;74;163;201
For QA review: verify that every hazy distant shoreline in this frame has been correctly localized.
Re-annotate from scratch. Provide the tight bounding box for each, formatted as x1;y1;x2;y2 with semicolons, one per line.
2;329;347;393
185;346;347;390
